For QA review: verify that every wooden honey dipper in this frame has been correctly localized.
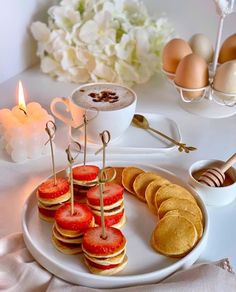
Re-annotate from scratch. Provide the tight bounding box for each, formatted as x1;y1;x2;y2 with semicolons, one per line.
198;153;236;187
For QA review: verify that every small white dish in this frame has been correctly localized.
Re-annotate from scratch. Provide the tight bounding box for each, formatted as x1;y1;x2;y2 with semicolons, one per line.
70;113;181;155
188;159;236;206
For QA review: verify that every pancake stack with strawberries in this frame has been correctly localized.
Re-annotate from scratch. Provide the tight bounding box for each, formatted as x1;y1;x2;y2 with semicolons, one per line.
37;177;71;222
86;182;126;228
52;202;94;254
72;165;99;203
82;226;128;275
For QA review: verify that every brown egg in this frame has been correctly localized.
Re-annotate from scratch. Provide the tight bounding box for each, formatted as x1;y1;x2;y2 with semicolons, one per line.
174;53;209;99
162;38;192;78
218;34;236;64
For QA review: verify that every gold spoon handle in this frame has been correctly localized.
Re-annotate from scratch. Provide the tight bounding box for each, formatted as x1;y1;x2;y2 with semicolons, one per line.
148;126;197;153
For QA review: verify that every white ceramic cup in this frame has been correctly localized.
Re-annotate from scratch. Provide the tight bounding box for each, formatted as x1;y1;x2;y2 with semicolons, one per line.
188;159;236;206
50;83;137;144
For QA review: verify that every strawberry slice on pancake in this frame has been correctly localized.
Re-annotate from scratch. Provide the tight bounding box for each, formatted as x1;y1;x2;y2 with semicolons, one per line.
37;177;71;222
93;209;124;227
55;202;93;232
73;165;99;185
52;202;94;254
82;226;128;275
87;182;124;206
82;226;126;256
38;177;69;199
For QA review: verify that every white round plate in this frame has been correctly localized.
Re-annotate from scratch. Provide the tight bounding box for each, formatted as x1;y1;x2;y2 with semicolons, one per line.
22;161;209;289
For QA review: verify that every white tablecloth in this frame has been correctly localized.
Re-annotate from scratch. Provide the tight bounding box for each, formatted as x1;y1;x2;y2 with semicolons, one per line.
1;233;235;292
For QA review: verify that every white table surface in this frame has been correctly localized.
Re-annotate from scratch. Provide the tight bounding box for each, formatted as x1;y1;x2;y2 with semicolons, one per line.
0;66;236;272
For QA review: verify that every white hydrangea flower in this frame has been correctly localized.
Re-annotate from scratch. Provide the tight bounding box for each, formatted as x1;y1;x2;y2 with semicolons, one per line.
115;60;139;85
41;57;60;73
31;22;50;42
31;0;174;86
61;0;80;8
79;10;116;45
48;5;81;31
93;60;117;82
75;49;96;72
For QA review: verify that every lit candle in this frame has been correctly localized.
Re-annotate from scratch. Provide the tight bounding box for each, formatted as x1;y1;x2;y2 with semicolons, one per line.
0;81;54;162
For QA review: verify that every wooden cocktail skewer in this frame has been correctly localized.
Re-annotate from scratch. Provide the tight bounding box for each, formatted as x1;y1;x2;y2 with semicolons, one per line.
45;120;57;185
65;142;81;215
98;130;111;240
74;108;98;158
83;114;88;166
198;153;236;187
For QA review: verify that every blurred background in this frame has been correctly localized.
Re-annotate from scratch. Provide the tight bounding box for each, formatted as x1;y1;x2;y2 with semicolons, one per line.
0;0;235;84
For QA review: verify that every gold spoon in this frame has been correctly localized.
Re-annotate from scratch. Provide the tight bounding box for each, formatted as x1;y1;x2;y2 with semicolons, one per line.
132;114;197;153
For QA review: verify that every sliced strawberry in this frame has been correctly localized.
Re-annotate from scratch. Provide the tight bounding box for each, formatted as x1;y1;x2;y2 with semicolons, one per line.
86;258;119;270
55;202;93;231
82;226;125;255
87;182;124;206
94;210;124;227
74;184;88;196
73;165;99;181
38;177;69;199
38;207;56;218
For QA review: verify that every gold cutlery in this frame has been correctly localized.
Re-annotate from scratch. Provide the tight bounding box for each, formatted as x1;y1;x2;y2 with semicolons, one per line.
132;114;197;153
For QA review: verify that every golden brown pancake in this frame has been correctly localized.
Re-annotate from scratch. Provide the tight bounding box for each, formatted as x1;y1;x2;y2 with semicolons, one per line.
38;201;62;210
164;209;203;239
155;184;196;209
52;224;83;244
51;234;82;254
122;167;144;194
38;211;55;223
151;215;198;257
87;198;124;211
37;191;71;205
158;198;203;220
133;172;161;202
91;202;124;216
73;179;98;187
55;218;95;238
145;178;170;214
84;250;126;265
84;255;128;275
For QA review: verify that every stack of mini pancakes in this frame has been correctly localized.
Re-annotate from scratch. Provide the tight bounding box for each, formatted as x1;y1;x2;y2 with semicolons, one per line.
72;165;100;203
37;177;71;222
86;182;126;229
82;226;128;275
52;202;95;254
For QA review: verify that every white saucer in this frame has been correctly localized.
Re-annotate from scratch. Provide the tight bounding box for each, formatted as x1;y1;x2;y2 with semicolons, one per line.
70;113;181;155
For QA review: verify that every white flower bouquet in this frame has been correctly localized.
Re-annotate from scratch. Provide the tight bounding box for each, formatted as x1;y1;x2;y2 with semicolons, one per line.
31;0;174;86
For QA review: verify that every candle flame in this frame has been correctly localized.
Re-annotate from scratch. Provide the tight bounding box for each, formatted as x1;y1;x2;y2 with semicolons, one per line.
18;80;27;113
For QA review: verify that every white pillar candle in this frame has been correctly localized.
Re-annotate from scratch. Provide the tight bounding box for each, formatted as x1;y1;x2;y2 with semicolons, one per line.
0;81;54;163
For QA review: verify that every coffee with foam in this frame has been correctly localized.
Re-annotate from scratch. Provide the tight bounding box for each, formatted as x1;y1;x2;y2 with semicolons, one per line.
51;82;137;143
72;84;135;111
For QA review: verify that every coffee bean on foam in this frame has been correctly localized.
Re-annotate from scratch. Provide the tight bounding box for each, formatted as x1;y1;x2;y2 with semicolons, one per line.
72;84;135;111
